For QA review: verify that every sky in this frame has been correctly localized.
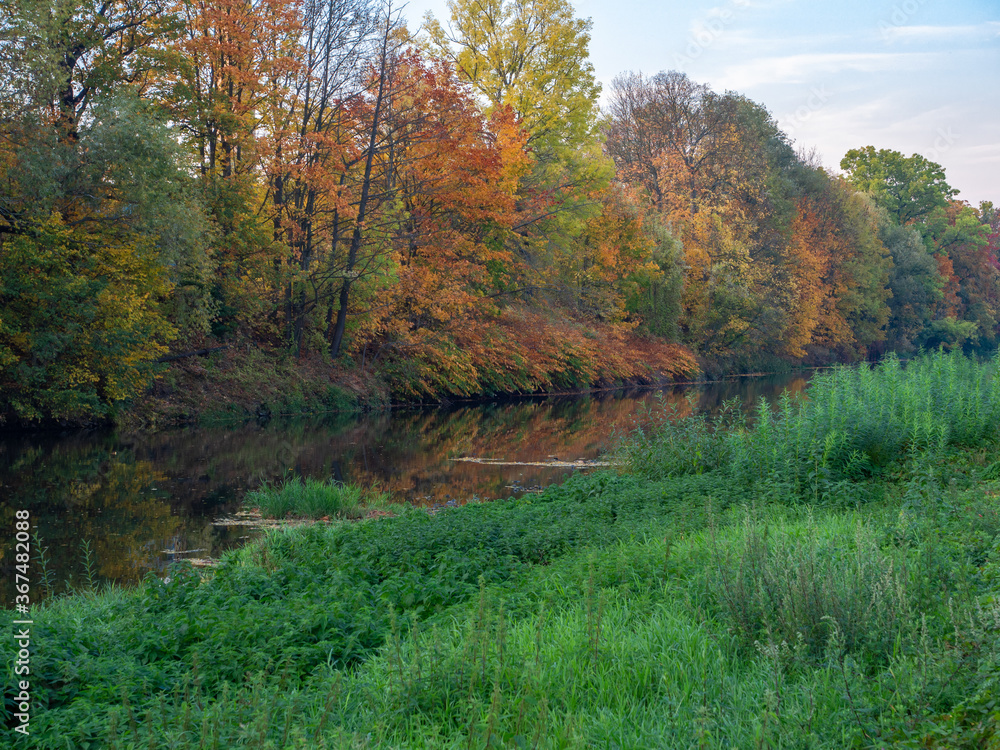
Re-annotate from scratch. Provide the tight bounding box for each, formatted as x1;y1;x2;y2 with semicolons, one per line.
399;0;999;206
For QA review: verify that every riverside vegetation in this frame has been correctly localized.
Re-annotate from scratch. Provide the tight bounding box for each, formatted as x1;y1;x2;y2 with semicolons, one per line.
3;0;999;428
4;350;1000;748
245;478;394;521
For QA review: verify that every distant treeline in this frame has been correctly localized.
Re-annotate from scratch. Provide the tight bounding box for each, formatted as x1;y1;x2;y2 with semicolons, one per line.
1;0;996;423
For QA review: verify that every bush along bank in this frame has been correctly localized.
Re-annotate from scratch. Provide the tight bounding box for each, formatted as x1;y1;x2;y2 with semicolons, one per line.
4;350;1000;748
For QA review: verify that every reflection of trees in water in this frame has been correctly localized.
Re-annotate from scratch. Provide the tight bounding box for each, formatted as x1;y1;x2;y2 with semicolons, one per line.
0;439;180;600
690;375;810;414
0;371;813;599
84;461;179;583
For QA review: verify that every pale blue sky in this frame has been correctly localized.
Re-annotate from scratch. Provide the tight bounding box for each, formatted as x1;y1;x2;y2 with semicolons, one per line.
401;0;999;205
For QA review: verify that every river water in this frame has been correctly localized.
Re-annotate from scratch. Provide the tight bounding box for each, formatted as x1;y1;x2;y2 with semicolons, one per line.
0;372;811;601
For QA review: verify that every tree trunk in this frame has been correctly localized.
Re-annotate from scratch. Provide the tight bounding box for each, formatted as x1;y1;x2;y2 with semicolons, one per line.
330;11;392;359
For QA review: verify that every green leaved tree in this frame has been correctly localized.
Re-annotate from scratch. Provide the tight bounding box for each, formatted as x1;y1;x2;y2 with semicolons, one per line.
423;0;600;154
840;146;957;226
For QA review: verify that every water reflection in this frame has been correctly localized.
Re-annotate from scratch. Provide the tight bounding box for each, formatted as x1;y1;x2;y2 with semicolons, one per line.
0;372;811;601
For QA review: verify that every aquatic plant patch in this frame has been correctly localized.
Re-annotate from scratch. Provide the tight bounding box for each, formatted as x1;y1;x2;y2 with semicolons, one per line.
244;477;391;520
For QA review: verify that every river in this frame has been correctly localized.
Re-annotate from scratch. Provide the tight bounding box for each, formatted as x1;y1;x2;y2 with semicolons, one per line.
0;372;811;601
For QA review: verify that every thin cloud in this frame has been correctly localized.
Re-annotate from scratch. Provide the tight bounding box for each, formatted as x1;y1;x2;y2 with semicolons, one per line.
707;31;858;54
716;52;940;89
882;22;1000;43
963;143;1000;163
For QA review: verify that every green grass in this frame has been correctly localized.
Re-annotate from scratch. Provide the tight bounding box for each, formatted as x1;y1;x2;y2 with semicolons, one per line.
244;477;392;520
621;350;1000;500
5;351;1000;748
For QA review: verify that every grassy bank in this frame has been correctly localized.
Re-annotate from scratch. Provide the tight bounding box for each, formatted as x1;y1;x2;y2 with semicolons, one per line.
122;345;375;430
4;351;1000;747
123;311;701;431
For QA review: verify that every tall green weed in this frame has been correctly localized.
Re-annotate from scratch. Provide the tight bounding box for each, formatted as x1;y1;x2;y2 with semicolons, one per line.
617;393;744;479
621;351;1000;502
705;512;910;662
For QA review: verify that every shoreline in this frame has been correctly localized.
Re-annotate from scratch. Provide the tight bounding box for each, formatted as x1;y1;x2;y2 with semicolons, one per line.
0;350;827;437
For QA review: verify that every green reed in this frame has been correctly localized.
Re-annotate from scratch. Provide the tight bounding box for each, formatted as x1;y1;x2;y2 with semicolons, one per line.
244;476;390;519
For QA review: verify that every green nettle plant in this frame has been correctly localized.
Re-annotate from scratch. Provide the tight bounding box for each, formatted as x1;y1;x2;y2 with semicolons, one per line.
622;350;1000;502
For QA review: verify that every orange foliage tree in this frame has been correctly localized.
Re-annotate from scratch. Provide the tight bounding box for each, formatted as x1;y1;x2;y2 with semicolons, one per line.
607;71;897;366
160;0;306;339
348;51;531;363
784;178;891;358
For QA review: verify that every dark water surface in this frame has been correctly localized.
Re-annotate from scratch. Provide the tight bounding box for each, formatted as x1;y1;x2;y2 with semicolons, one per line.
0;373;811;602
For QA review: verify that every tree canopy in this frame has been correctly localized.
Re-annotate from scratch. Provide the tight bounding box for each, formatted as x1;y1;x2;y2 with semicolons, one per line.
422;0;601;153
840;146;957;225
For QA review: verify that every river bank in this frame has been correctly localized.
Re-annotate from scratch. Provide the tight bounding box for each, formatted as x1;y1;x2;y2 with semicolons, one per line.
1;326;836;435
3;351;1000;747
124;338;811;433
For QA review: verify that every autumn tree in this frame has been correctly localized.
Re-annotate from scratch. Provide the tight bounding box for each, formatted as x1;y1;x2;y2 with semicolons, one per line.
0;0;228;420
605;71;791;360
923;201;999;349
605;73;898;365
606;71;757;215
0;97;196;422
422;0;611;308
580;189;684;338
842;147;998;352
261;0;381;354
336;50;531;362
783;179;890;358
422;0;599;153
0;217;174;422
158;0;307;341
164;0;303;178
326;4;402;358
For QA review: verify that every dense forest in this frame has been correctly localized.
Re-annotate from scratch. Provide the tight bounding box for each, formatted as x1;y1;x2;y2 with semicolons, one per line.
1;0;997;424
